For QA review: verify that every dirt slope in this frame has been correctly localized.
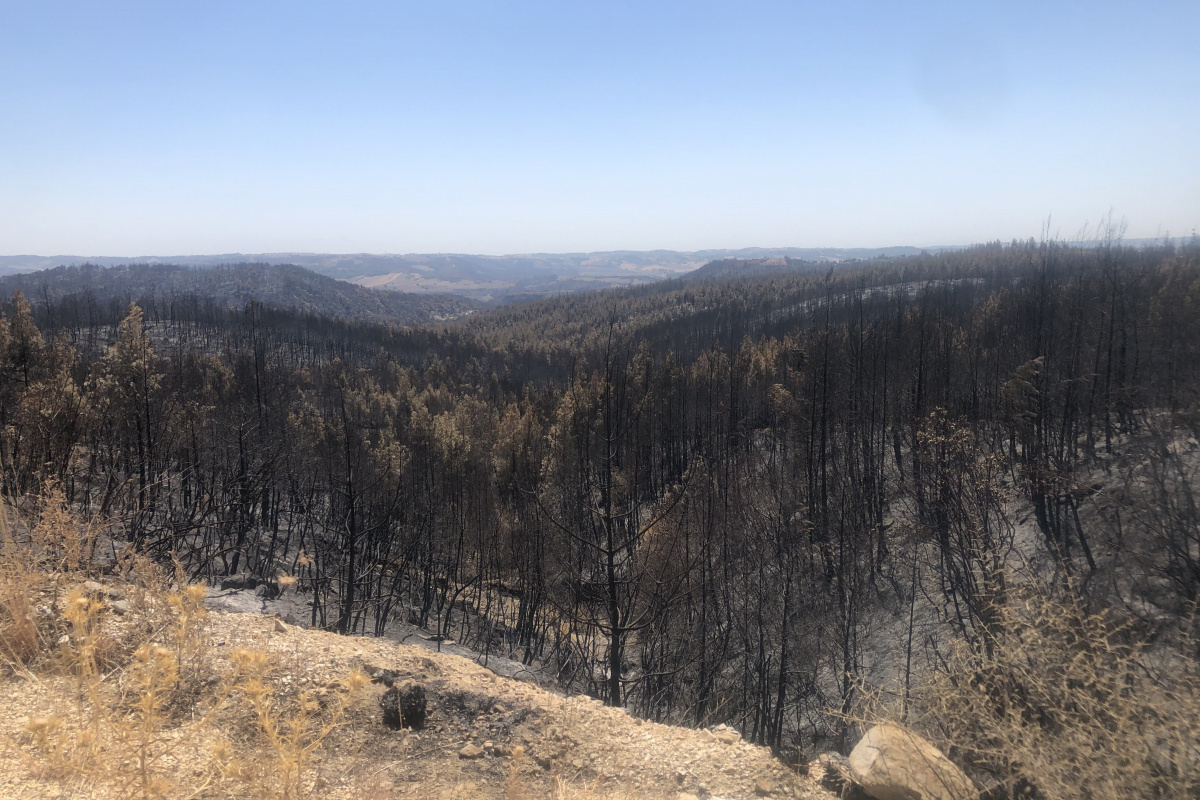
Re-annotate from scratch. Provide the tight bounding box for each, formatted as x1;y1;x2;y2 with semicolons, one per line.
0;600;831;800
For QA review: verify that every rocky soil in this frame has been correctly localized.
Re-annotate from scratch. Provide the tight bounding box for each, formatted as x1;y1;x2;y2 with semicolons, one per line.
0;584;834;800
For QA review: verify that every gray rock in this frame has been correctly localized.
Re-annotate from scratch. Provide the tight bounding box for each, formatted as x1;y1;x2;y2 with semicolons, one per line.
849;724;978;800
219;573;259;591
368;666;401;686
714;728;740;745
110;599;130;615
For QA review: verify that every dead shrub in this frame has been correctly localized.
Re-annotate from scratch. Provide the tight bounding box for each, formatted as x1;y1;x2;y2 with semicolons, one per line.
32;483;101;575
1;486;108;670
902;586;1200;800
0;500;47;667
0;557;45;667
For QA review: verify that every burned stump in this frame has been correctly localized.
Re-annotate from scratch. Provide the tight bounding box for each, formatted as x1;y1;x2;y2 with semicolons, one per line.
381;681;426;730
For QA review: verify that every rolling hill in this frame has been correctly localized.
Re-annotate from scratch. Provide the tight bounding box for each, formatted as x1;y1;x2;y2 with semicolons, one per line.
0;247;946;301
0;262;479;326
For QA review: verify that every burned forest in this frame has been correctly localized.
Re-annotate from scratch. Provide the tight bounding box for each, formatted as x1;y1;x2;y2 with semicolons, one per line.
2;238;1199;772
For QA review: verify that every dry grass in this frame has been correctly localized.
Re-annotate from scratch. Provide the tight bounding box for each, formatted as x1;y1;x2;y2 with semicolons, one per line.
0;549;44;666
11;574;207;797
224;647;368;800
0;491;68;668
860;582;1200;800
32;483;102;575
0;496;373;800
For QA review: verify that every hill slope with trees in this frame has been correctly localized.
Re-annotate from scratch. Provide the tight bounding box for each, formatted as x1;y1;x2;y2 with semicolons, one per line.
0;262;479;328
1;236;1199;799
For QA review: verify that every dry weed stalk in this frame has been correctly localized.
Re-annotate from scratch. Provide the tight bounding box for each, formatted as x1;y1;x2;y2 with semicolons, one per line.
126;644;180;799
57;587;110;762
0;509;43;666
504;744;528;800
229;647;368;800
32;483;101;575
168;581;211;688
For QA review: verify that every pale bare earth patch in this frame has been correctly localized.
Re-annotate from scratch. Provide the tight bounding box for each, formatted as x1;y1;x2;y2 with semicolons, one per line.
1;597;831;800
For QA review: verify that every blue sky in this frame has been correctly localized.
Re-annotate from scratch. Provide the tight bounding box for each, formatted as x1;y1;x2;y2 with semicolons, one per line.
1;0;1197;255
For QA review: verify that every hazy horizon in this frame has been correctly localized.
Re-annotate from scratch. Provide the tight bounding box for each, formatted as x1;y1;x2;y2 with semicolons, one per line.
2;235;1189;266
3;243;957;260
2;1;1197;255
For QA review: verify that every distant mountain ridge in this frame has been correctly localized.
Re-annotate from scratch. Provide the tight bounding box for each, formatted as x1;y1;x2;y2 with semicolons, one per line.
0;247;951;301
2;239;1178;301
0;262;478;326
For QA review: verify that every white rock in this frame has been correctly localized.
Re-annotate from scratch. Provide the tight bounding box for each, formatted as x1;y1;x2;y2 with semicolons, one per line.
848;724;977;800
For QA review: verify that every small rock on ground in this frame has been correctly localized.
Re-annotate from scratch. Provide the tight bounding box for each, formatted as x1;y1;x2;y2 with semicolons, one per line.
458;744;485;759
